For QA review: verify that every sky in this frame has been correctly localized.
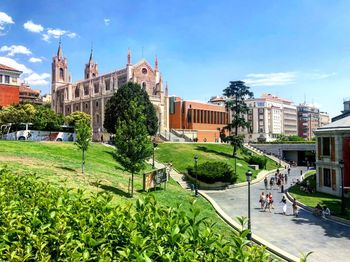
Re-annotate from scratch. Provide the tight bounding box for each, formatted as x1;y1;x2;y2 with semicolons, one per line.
0;0;349;117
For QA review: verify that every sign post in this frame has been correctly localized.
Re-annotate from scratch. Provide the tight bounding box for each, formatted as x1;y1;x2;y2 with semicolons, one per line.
143;167;168;192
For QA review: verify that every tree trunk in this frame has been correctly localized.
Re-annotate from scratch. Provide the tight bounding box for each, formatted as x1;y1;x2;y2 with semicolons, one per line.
82;149;85;175
131;172;134;197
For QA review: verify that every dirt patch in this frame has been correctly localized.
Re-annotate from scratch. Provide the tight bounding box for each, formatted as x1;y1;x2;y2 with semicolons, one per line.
0;155;39;164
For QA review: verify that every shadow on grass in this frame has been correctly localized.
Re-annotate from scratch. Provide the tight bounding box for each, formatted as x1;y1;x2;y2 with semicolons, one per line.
56;166;77;172
195;146;246;160
91;181;131;198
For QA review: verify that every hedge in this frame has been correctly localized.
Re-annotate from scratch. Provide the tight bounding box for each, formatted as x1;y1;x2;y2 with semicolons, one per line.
187;161;237;184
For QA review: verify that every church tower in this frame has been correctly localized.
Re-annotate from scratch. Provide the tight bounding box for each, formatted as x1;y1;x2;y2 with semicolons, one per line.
84;48;98;79
52;39;69;87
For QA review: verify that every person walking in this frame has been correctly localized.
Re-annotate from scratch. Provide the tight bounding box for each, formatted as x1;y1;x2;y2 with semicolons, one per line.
269;177;274;190
288;167;291;175
264;177;268;190
259;192;266;209
292;198;298;217
280;195;287;215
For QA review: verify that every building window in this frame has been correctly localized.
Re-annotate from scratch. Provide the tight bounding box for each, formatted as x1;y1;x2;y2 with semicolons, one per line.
94;83;99;93
75;87;80;98
0;74;2;83
96;114;100;124
5;75;10;84
85;103;88;109
323;168;331;187
322;137;330;156
60;68;64;80
95;101;99;107
105;79;110;90
142;82;146;90
84;85;89;96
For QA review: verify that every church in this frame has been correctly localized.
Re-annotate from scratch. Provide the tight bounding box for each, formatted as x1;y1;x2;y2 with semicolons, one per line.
51;42;169;140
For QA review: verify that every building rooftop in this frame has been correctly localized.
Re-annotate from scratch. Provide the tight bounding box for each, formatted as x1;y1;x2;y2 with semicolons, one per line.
315;115;350;132
0;64;22;72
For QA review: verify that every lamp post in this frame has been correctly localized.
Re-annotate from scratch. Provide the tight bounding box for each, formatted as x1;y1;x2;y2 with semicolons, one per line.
152;142;158;168
194;155;199;196
246;170;253;240
339;159;346;215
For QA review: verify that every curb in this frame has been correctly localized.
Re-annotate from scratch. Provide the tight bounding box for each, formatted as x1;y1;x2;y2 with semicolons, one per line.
200;191;299;262
285;191;350;226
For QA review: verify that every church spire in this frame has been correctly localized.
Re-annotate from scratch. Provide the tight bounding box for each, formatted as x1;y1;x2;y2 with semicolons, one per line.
155;55;158;71
57;37;62;58
127;48;131;65
89;47;93;63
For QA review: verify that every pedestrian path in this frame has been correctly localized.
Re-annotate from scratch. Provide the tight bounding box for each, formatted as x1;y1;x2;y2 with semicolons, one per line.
203;167;350;262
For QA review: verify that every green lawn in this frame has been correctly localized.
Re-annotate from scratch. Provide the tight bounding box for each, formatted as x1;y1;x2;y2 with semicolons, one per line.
289;171;350;220
0;140;235;235
155;143;278;182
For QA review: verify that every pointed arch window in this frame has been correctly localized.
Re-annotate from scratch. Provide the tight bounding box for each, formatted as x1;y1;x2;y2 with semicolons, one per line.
59;68;64;81
142;82;146;90
75;87;80;98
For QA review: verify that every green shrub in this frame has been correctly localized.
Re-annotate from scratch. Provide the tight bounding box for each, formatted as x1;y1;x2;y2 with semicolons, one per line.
247;155;267;169
0;167;273;261
187;161;237;184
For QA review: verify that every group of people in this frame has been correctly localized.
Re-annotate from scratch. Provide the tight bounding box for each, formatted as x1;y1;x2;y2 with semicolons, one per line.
314;203;331;218
259;191;299;216
263;169;288;191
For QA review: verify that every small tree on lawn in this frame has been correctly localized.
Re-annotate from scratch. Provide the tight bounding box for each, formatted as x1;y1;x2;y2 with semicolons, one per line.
114;100;152;197
75;119;92;175
223;81;253;176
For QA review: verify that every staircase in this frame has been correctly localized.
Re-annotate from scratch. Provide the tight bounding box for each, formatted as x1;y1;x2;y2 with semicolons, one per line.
159;130;185;142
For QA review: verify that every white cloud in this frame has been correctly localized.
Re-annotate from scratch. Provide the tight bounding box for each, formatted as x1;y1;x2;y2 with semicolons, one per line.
0;56;32;74
104;18;111;26
0;45;32;56
0;11;14;35
23;72;50;86
42;28;76;42
243;72;297;86
28;57;42;63
67;32;76;38
305;72;336;80
23;20;44;33
0;56;50;86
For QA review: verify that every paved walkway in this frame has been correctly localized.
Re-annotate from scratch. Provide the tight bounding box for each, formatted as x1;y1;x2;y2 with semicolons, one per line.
203;167;350;262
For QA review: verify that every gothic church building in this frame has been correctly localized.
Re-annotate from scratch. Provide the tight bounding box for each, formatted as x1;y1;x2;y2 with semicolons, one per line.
51;42;169;140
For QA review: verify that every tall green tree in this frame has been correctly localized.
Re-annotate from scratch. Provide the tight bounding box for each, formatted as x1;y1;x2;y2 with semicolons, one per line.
32;106;64;131
75;119;92;175
114;100;153;197
104;82;158;136
65;111;91;127
223;81;253;175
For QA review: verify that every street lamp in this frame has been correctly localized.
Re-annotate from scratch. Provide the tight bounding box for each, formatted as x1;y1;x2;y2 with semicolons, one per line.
194;155;199;196
339;159;346;214
152;142;158;168
245;170;253;240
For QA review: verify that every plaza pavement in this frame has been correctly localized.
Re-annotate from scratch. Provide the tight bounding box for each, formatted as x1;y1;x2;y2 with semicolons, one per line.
202;166;350;262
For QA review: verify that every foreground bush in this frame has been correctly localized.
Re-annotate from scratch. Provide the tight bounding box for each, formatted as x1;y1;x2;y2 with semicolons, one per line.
0;168;271;261
187;161;237;184
247;155;267;169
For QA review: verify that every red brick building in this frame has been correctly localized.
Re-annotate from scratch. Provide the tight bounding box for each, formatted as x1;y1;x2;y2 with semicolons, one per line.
169;97;229;142
0;64;22;107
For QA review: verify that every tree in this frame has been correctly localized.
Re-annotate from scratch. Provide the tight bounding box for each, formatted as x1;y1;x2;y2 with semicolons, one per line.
114;100;153;197
223;81;253;176
75;119;92;175
32;106;64;131
65;111;91;127
104;82;158;136
0;103;36;125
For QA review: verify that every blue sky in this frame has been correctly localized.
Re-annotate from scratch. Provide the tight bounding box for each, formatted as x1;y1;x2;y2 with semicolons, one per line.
0;0;349;117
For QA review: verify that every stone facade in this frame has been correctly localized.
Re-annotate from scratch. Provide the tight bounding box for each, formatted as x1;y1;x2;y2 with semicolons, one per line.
51;43;169;140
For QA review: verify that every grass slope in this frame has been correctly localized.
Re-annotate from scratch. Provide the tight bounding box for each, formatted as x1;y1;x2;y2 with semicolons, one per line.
0;140;234;234
289;171;350;220
155;143;278;182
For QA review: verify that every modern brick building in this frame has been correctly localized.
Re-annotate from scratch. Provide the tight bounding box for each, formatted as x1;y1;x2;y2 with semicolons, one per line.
169;97;229;142
314;116;350;196
19;83;42;105
297;103;320;140
51;42;169;140
0;64;21;107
